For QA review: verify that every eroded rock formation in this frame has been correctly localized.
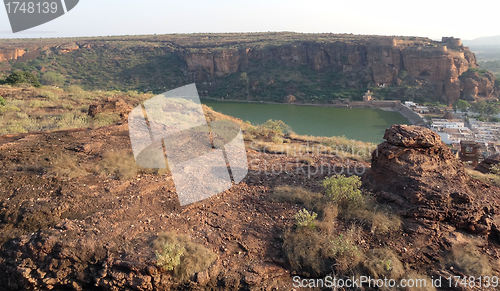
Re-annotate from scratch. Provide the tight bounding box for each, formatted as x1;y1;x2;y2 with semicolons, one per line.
88;98;132;121
0;48;26;62
363;124;500;236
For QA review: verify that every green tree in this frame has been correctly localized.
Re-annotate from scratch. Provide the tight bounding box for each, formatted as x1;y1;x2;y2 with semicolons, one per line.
40;71;65;86
485;103;500;117
0;96;6;106
470;101;488;116
240;72;249;96
453;99;470;113
5;71;41;87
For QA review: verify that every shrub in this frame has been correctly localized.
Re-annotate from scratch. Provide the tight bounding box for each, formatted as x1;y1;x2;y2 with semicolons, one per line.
40;90;58;101
248;120;292;138
261;119;292;135
91;112;121;128
243;133;255;141
40;71;65;86
29;100;51;108
490;164;500;175
271;135;284;144
0;96;5;106
94;149;169;180
283;227;331;277
152;232;217;280
364;248;405;280
294;209;318;229
322;175;363;209
268;186;323;210
5;71;41;87
0;104;20;115
328;227;363;274
43;153;88;179
56;113;91;130
155;242;185;271
62;103;74;110
66;85;91;101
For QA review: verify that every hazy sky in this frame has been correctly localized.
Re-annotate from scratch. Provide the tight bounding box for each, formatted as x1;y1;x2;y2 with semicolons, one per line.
0;0;497;40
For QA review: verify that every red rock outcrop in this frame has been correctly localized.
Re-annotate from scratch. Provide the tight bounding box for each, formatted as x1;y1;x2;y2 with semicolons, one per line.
88;97;132;121
0;48;26;62
363;125;500;236
475;154;500;174
461;70;498;100
56;42;79;53
181;36;482;103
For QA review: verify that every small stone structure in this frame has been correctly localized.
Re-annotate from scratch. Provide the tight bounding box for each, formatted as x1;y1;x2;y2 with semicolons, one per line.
460;140;480;167
362;90;373;101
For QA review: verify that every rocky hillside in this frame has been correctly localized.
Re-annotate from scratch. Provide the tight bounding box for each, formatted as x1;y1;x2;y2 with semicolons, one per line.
0;93;499;290
1;33;498;103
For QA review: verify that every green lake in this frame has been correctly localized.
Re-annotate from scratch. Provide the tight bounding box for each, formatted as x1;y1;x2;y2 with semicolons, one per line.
201;99;410;143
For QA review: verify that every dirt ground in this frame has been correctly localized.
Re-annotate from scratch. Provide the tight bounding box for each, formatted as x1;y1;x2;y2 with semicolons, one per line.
0;122;499;291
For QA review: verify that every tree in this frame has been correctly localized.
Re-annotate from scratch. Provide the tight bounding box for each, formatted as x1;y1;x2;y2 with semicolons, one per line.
453;99;470;113
240;72;249;96
5;71;41;87
0;96;6;106
485;103;500;117
470;101;488;115
40;71;65;86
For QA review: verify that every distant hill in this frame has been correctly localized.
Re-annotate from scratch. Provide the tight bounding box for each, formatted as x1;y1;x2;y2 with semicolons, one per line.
463;35;500;46
0;33;497;103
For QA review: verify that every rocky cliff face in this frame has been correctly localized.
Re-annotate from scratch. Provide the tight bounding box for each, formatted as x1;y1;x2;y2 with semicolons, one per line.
0;48;26;63
182;37;497;103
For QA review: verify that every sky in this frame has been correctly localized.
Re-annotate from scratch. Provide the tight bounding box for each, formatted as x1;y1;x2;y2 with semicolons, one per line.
0;0;498;40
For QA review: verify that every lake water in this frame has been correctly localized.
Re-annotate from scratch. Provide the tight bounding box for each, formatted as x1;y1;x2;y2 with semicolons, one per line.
201;99;410;143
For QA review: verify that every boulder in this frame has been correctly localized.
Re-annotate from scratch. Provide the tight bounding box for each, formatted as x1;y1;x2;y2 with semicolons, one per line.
383;125;442;148
475;154;500;174
363;125;500;236
88;98;132;121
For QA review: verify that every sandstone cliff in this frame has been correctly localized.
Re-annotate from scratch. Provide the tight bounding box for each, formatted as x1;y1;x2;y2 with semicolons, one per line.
181;36;497;103
1;33;498;102
0;48;26;63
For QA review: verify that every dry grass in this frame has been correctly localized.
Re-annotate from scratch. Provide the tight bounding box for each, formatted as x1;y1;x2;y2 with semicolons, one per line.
38;153;88;179
152;232;217;280
445;243;493;277
91;112;121;128
328;226;364;274
283;227;332;277
289;132;376;161
284;206;363;276
94;149;170;180
268;186;323;210
346;205;402;235
364;248;405;280
466;168;500;187
40;90;58;101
